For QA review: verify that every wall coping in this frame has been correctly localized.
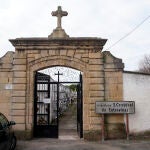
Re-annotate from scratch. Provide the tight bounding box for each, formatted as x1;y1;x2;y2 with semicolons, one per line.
9;37;107;51
124;70;150;76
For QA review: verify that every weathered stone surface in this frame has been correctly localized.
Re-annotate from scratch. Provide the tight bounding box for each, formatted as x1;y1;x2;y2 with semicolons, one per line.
12;103;25;109
0;64;13;69
13;78;27;84
13;116;25;124
105;114;124;123
74;53;82;59
89;58;103;65
0;78;10;83
89;52;102;59
13;84;26;90
90;78;104;84
89;65;103;71
84;130;101;141
13;59;26;65
89;110;99;117
0;102;9;106
60;50;67;55
82;53;88;58
89;84;104;91
89;71;104;78
49;50;56;56
90;97;104;103
90;91;104;97
67;50;75;57
14;124;25;130
14;72;26;78
13;65;26;71
12;97;26;103
12;110;25;116
105;123;126;139
49;23;69;38
90;117;101;124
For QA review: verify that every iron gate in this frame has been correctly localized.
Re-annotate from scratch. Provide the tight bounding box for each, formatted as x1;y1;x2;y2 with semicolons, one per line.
34;71;83;138
34;72;59;138
77;74;83;138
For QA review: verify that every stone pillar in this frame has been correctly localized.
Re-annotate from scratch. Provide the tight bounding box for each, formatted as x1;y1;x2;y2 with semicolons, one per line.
83;51;105;140
103;51;126;139
11;49;27;139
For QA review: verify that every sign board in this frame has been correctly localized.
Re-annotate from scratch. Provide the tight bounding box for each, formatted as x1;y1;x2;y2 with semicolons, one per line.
5;84;13;90
95;101;135;114
43;98;51;104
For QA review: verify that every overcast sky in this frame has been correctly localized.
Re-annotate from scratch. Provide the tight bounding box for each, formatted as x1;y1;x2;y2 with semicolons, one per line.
0;0;149;70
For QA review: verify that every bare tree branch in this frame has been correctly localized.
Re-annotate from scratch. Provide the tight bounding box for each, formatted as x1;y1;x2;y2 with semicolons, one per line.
138;54;150;73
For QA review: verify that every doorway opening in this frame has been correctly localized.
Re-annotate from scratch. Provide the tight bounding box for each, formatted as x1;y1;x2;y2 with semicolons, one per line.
33;66;83;139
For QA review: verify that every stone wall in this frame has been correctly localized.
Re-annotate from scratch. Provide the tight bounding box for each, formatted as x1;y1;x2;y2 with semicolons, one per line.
0;52;14;119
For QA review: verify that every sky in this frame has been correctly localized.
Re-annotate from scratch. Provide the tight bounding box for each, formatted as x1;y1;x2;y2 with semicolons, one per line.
39;67;80;82
0;0;149;71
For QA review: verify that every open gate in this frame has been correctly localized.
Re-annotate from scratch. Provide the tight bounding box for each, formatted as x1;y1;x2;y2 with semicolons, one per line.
77;74;83;138
34;71;83;138
34;72;59;138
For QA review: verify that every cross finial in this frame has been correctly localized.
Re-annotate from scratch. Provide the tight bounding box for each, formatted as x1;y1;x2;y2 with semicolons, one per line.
51;6;68;29
49;6;69;38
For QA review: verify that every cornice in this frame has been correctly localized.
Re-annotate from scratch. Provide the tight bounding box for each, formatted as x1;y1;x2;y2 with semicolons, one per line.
9;37;107;51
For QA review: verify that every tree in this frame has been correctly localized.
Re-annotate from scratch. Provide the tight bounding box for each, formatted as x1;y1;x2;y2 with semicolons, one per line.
68;84;77;92
138;54;150;73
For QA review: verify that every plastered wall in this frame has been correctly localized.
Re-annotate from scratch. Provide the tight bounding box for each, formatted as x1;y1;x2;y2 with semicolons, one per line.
123;71;150;133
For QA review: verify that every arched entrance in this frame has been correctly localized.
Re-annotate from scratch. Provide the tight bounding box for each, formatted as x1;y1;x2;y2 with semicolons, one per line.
27;54;89;138
33;67;83;138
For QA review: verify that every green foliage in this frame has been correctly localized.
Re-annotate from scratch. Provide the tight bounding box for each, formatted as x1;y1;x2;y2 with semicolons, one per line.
68;84;77;92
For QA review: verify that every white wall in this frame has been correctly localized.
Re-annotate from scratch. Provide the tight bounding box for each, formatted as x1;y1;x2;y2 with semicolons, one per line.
123;72;150;133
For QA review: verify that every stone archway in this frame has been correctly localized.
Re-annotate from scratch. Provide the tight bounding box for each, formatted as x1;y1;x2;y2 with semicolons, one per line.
0;6;125;140
28;55;88;139
7;37;125;140
9;38;107;139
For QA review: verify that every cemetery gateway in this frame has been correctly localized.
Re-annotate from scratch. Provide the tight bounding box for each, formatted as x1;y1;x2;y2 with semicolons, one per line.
0;6;127;140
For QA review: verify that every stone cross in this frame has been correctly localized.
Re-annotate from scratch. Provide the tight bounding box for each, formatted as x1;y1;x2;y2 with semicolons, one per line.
51;6;68;29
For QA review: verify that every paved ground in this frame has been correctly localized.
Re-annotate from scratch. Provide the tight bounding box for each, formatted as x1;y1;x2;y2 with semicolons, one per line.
16;139;150;150
59;101;79;139
16;102;150;150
